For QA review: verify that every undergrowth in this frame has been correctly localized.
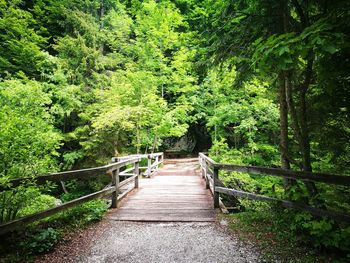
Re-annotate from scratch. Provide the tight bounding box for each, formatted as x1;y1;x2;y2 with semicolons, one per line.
0;199;108;263
224;202;350;263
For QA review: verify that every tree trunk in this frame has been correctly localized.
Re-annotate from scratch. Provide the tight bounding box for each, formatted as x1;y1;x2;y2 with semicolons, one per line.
299;56;314;172
278;73;291;190
278;1;291;190
285;72;318;197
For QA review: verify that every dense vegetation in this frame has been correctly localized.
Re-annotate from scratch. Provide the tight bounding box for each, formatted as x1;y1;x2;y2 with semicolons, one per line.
0;0;349;261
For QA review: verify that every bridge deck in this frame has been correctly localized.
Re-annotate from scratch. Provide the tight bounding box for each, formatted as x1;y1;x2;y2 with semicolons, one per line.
109;158;216;222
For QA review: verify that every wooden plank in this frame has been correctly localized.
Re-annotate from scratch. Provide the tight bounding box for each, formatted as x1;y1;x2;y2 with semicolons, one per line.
136;192;209;195
121;204;213;209
110;216;215;222
110;209;216;222
119;201;212;207
219;197;229;214
0;187;115;235
215;187;350;222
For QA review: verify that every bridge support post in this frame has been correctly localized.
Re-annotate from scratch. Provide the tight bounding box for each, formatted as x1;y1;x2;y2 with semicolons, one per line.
134;161;139;188
156;155;159;171
160;153;164;164
213;167;220;208
147;155;152;174
204;162;209;189
111;168;120;208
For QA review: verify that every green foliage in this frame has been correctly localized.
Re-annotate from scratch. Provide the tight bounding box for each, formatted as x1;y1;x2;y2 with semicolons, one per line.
253;18;346;73
18;194;57;218
290;212;350;251
210;141;350;254
200;64;279;159
19;227;60;254
0;79;61;178
0;0;47;78
227;209;337;262
0;0;349;260
209;139;283;198
50;199;108;226
0;186;41;223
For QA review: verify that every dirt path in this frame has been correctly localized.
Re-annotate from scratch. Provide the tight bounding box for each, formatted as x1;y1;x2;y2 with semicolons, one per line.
36;219;261;263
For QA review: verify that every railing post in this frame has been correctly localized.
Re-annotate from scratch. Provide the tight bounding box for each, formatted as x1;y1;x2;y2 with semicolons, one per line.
134;160;139;188
147;154;152;175
203;160;209;189
200;156;205;178
213;166;219;208
156;155;159;170
111;168;120;208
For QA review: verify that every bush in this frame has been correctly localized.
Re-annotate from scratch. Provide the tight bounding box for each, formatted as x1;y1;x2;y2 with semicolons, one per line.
64;199;108;225
47;199;109;227
18;194;57;218
19;228;60;254
289;211;350;253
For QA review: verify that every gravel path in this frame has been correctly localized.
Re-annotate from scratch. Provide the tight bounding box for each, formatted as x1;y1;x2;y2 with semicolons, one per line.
40;220;261;263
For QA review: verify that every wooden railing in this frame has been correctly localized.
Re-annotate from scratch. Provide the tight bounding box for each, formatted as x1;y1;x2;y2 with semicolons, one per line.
199;153;350;222
112;152;163;177
0;152;163;235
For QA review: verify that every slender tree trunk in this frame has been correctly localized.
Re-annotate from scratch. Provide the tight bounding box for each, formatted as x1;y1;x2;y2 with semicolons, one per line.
279;73;290;172
285;72;318;197
299;56;314;172
278;0;291;190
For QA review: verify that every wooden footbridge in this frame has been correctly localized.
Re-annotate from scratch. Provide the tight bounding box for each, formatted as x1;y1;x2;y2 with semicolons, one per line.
111;158;216;222
1;152;350;235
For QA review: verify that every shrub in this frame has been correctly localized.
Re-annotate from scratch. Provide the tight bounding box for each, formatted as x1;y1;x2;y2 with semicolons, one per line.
19;228;60;254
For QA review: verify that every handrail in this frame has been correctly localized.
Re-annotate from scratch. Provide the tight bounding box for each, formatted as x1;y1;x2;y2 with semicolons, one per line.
199;153;350;186
198;152;350;222
1;157;140;191
0;154;149;235
111;152;164;177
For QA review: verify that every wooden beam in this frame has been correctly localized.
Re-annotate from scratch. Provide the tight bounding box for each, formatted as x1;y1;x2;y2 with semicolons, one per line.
148;152;164;158
105;158;140;173
117;186;134;204
213;167;220;208
1;167;108;191
0;187;115;235
199;153;350;187
199;153;216;166
1;157;141;191
215;164;350;186
219;197;229;214
119;174;137;189
134;161;139;188
111;168;119;208
215;187;350;222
